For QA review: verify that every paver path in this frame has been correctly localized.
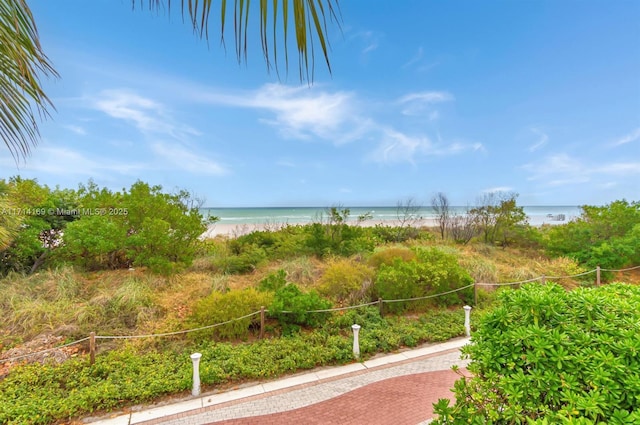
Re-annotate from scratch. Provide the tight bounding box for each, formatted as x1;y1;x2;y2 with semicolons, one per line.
208;369;463;425
143;349;469;425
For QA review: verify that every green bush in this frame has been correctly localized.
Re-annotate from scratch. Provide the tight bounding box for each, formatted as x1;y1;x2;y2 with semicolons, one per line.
258;269;288;292
191;288;273;340
53;181;206;274
374;247;473;312
318;258;375;305
544;200;640;277
0;304;467;424
368;246;416;269
268;284;332;330
433;283;640;424
213;244;267;274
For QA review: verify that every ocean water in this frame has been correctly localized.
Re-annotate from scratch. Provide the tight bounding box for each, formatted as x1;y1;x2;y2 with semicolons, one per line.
200;206;582;227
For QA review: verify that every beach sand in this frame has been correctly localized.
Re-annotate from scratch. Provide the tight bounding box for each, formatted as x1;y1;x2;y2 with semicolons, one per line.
201;218;439;239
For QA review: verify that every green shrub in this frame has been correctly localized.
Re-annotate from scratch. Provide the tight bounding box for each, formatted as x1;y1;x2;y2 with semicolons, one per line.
374;247;473;312
0;304;467;424
368;246;416;269
433;283;640;424
544;200;640;277
213;245;267;274
258;269;288;292
191;288;273;340
268;284;332;330
318;258;375;305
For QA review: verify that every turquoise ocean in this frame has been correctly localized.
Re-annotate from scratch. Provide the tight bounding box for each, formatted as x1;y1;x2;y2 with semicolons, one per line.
200;206;582;227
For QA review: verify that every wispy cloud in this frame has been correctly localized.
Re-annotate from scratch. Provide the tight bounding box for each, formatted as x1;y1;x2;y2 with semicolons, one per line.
2;146;146;177
610;127;640;147
528;128;548;152
482;186;514;193
194;83;362;143
351;30;381;55
367;128;483;164
402;47;440;72
92;89;201;141
276;159;296;168
397;91;454;104
403;47;424;68
397;91;454;117
187;83;477;164
151;142;228;175
64;125;87;136
521;153;640;187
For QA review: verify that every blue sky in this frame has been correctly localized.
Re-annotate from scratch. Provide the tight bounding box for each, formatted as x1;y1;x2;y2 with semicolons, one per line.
2;0;639;207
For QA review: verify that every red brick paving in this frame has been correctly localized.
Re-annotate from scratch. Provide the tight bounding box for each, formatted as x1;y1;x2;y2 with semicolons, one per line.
207;368;465;425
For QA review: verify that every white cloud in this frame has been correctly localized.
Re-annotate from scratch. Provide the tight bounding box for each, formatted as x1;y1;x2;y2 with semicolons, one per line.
187;83;476;164
64;125;87;136
362;43;378;54
2;146;146;177
276;160;296;168
367;128;483;164
397;91;454;104
151;142;228;176
596;162;640;175
521;154;640;188
402;47;440;73
482;186;514;193
610;127;640;147
350;30;381;55
402;47;424;68
92;89;201;141
528;128;548;152
397;91;454;117
195;83;362;143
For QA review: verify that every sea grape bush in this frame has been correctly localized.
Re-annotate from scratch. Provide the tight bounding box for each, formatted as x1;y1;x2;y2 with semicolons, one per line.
268;283;332;330
544;200;640;276
375;247;473;312
433;283;640;424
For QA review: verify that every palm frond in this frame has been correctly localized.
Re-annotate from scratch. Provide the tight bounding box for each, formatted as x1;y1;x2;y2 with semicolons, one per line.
137;0;340;81
0;0;58;161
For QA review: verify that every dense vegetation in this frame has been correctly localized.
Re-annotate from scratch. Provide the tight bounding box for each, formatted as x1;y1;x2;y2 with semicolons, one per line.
433;283;640;424
0;178;206;275
0;179;638;423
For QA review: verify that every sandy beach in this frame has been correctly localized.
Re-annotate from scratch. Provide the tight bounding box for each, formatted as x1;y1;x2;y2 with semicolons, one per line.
201;218;440;239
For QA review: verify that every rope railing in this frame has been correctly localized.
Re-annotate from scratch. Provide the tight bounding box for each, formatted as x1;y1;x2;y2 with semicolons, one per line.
2;263;636;364
276;300;379;314
475;276;543;287
545;269;597;279
601;265;640;272
1;337;90;364
95;311;262;340
382;284;474;303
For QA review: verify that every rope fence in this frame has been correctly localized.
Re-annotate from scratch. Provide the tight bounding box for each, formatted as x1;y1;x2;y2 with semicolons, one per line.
2;264;636;365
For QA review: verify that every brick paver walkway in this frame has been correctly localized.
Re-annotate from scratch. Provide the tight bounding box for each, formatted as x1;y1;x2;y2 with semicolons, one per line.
209;368;463;425
143;349;469;425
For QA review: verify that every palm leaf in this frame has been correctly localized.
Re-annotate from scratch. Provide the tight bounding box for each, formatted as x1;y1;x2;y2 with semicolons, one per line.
139;0;340;81
0;0;58;161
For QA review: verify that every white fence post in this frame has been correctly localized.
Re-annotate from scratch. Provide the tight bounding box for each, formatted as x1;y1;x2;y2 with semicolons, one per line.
463;305;472;337
352;324;361;359
190;353;202;396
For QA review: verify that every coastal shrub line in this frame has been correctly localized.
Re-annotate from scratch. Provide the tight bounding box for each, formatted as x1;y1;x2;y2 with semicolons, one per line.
0;308;466;424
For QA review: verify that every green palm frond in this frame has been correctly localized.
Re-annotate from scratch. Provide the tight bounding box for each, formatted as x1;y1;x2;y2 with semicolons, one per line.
139;0;340;81
0;0;58;161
